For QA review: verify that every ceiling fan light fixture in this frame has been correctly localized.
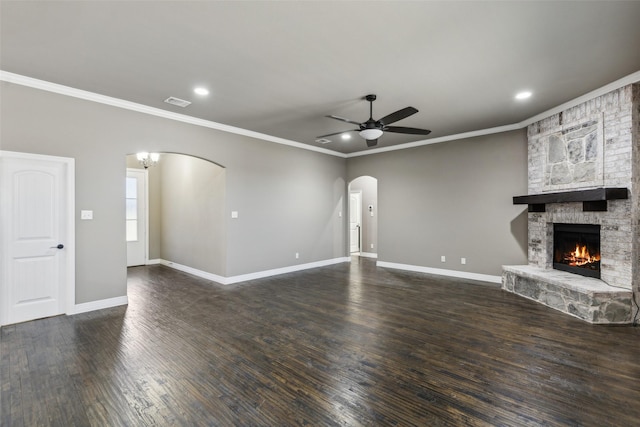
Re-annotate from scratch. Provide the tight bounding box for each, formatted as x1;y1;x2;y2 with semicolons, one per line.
359;128;383;140
318;95;429;148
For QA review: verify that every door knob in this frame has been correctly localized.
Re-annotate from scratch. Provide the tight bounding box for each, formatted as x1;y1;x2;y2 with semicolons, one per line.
51;244;64;249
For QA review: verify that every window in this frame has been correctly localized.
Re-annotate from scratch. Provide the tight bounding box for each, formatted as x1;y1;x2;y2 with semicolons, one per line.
126;177;138;241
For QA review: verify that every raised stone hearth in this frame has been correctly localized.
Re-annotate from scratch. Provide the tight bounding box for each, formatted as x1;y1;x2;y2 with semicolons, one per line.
503;266;632;324
503;83;640;324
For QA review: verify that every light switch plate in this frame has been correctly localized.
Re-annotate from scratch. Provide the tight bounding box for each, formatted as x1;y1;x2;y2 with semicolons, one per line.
231;211;239;219
81;210;93;220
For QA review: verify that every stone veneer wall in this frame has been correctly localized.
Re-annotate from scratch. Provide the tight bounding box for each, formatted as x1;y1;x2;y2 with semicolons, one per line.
526;85;638;291
503;84;640;323
632;84;640;309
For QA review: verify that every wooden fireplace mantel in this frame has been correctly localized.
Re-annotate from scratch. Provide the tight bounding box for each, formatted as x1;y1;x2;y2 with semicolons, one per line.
513;187;628;212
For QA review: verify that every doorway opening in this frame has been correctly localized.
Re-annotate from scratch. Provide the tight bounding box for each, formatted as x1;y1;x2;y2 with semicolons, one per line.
349;191;362;253
126;168;147;267
125;153;227;276
348;176;378;258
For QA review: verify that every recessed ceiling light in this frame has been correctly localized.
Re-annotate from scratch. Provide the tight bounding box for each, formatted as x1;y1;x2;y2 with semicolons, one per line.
341;134;351;140
194;87;209;96
515;91;532;100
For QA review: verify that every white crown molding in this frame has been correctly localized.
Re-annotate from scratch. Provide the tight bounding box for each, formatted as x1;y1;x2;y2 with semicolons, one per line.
0;70;347;159
516;69;640;128
349;69;640;158
3;69;639;158
345;124;521;158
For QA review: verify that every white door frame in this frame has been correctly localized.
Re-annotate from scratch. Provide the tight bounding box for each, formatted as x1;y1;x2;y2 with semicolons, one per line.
126;167;149;267
0;151;75;326
349;190;362;253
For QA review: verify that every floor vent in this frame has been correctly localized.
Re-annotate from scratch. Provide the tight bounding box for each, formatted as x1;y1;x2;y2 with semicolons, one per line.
164;97;191;108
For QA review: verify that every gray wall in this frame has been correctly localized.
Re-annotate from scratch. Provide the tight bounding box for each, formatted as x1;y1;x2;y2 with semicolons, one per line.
347;130;529;276
158;154;226;276
148;161;162;260
2;80;529;307
1;82;347;303
349;176;378;254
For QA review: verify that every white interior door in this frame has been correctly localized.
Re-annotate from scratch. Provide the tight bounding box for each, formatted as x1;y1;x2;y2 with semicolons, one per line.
349;191;362;253
126;168;147;267
1;152;74;325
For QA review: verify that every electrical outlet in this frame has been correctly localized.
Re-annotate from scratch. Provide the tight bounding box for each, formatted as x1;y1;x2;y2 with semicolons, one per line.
295;252;299;259
441;255;446;263
370;244;374;249
461;257;466;265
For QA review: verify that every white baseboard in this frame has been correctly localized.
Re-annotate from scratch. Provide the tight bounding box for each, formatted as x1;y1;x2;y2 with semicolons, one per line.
159;259;228;284
71;295;129;315
159;257;351;285
225;257;351;284
358;252;378;259
146;258;161;265
376;261;502;284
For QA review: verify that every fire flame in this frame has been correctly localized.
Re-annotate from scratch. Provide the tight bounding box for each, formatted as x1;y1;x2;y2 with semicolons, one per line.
564;244;600;267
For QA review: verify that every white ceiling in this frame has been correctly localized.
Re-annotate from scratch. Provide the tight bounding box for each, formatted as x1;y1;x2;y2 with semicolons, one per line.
2;1;640;154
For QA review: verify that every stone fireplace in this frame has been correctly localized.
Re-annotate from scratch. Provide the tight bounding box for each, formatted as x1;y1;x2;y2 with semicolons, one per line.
502;84;640;324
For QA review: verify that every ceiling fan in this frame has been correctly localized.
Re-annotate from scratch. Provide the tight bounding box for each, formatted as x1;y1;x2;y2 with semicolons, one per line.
317;94;431;147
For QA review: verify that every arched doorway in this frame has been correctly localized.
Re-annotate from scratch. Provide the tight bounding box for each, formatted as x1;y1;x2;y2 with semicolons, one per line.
125;153;227;275
348;176;378;258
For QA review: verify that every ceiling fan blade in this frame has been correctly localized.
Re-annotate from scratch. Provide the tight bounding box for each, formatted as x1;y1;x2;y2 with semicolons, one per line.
378;107;418;125
316;129;358;139
326;115;362;126
366;139;378;147
384;126;432;136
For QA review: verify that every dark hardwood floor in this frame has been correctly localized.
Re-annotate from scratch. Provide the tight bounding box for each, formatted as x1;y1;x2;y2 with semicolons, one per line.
2;257;639;426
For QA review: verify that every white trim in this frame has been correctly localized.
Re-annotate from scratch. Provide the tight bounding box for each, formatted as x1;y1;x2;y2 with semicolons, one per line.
159;259;228;284
225;257;352;284
71;296;128;315
159;257;351;285
349;190;363;253
146;258;162;265
2;69;638;159
377;261;502;284
0;151;76;325
358;252;378;259
0;71;345;159
144;168;150;264
345;124;521;158
126;167;149;266
517;69;640;128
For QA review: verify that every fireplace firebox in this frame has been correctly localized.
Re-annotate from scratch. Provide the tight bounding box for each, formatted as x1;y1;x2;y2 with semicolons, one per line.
553;223;601;278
